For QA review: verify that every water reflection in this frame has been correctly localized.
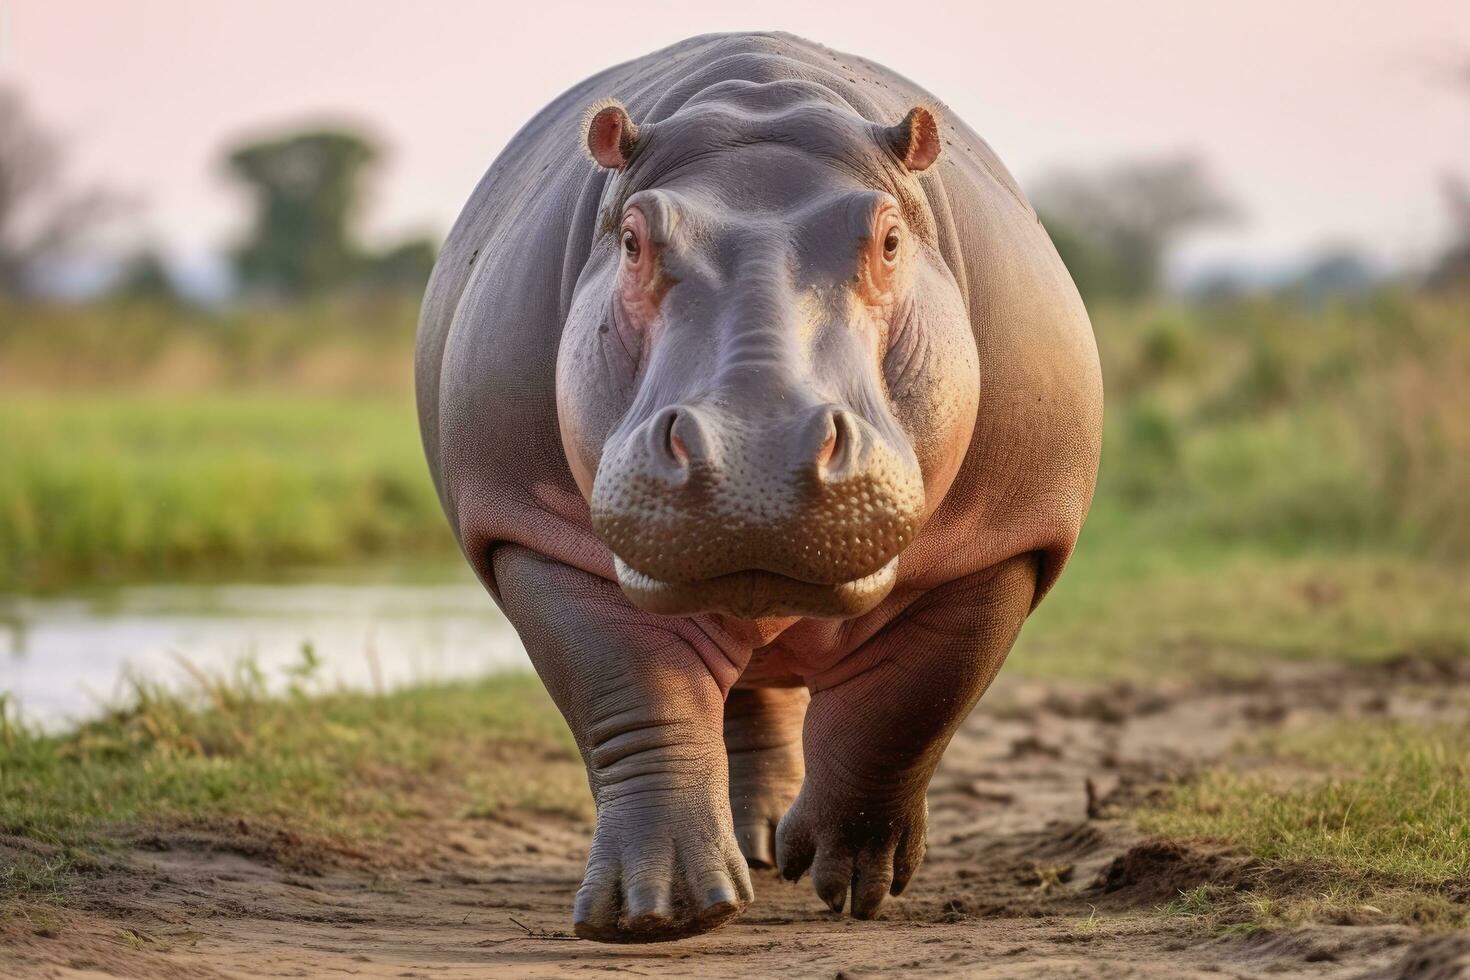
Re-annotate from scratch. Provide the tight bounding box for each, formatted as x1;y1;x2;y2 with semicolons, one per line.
0;571;528;728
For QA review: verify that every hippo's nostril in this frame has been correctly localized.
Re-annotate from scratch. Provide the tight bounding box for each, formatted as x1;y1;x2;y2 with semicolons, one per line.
815;408;859;481
648;405;707;474
660;409;687;466
814;414;838;472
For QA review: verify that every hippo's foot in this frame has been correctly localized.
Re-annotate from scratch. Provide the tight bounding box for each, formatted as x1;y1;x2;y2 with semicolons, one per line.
728;740;804;868
774;785;928;920
724;686;808;868
574;783;754;943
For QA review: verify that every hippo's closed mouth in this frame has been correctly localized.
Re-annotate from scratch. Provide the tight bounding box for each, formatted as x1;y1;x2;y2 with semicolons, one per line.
612;555;900;619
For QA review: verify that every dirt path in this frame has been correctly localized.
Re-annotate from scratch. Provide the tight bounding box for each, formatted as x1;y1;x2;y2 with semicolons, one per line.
6;658;1470;978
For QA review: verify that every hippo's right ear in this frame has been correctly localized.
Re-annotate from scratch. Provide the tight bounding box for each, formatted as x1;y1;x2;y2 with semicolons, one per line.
583;99;640;170
884;105;942;173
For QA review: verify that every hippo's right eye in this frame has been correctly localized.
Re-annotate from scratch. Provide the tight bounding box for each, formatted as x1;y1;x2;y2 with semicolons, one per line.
621;229;640;260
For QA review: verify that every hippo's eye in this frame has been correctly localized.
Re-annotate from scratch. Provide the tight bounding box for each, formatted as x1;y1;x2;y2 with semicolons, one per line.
621;228;640;260
862;209;904;303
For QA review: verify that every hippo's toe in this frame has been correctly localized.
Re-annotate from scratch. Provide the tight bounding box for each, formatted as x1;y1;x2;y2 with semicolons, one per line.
571;815;752;943
775;788;928;920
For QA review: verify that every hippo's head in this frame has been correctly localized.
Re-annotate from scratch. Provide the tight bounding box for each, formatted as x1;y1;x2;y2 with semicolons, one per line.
557;83;979;620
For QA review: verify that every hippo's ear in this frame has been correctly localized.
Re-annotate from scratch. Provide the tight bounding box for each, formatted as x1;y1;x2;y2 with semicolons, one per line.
884;105;942;173
583;99;640;170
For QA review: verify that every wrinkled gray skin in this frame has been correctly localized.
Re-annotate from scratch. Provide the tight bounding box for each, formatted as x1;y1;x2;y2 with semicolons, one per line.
417;33;1101;943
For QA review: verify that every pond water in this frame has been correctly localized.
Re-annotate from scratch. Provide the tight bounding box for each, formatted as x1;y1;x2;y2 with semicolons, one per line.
0;569;530;729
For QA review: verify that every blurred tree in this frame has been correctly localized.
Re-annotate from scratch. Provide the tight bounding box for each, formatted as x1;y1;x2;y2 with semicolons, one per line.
225;127;437;300
1423;55;1470;291
1287;246;1378;302
226;130;377;299
0;88;117;297
1427;174;1470;292
111;247;179;303
1033;156;1238;303
367;238;437;293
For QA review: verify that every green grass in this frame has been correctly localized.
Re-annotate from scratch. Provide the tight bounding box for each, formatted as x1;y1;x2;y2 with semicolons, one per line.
0;392;454;590
0;662;581;911
1088;293;1470;560
1012;531;1470;681
1008;290;1470;680
1138;720;1470;929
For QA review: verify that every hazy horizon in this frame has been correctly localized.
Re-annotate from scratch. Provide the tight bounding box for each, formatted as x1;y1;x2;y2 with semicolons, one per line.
3;0;1467;291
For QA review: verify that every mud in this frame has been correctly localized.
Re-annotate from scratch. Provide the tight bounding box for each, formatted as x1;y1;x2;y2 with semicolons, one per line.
5;656;1469;978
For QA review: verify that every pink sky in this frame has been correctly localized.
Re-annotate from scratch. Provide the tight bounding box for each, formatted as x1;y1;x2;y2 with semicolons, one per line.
3;0;1467;282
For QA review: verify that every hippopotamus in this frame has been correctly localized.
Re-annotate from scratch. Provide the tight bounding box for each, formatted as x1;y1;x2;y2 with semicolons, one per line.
416;32;1102;943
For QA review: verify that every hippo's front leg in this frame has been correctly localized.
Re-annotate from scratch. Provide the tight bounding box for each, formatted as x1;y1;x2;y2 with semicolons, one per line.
494;546;753;942
776;554;1038;918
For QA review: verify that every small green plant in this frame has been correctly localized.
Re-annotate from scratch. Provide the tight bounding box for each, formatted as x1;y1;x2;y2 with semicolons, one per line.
1159;885;1215;918
284;643;324;700
1071;905;1104;937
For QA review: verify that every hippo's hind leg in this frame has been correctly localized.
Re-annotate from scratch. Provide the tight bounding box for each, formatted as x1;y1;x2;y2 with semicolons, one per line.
493;545;753;943
775;553;1038;919
724;686;808;868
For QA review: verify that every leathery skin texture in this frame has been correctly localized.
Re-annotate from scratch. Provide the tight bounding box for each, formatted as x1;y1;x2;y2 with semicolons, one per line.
416;33;1102;942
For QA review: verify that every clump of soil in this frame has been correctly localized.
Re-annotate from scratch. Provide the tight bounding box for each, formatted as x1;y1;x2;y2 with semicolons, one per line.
1093;839;1250;906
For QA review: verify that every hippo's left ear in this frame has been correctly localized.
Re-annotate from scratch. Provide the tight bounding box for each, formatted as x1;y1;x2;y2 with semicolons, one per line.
884;106;942;173
583;99;640;170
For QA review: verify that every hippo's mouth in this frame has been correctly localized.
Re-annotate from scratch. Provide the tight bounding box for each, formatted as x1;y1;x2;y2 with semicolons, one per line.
612;555;899;620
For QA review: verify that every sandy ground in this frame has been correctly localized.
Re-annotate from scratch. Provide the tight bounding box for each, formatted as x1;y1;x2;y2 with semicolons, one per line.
5;657;1470;979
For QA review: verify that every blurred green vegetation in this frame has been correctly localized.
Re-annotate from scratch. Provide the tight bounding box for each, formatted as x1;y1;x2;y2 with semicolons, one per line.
0;296;446;590
1034;156;1238;303
0;393;448;590
1013;290;1470;679
1086;293;1469;559
3;290;1466;602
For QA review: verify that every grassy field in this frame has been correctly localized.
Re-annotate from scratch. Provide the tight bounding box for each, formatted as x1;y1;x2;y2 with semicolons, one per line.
0;296;447;591
2;291;1469;937
1015;290;1470;679
1142;719;1470;930
0;664;585;911
0;393;450;590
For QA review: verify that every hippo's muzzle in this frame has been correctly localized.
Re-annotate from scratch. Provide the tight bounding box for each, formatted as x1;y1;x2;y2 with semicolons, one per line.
591;399;924;619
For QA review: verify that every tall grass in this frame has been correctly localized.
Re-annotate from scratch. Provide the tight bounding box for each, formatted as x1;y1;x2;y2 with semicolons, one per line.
1094;292;1470;559
0;393;450;589
0;296;417;395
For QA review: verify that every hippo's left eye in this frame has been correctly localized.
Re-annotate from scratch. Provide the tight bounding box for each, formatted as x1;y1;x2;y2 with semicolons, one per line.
883;228;901;261
621;229;640;260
